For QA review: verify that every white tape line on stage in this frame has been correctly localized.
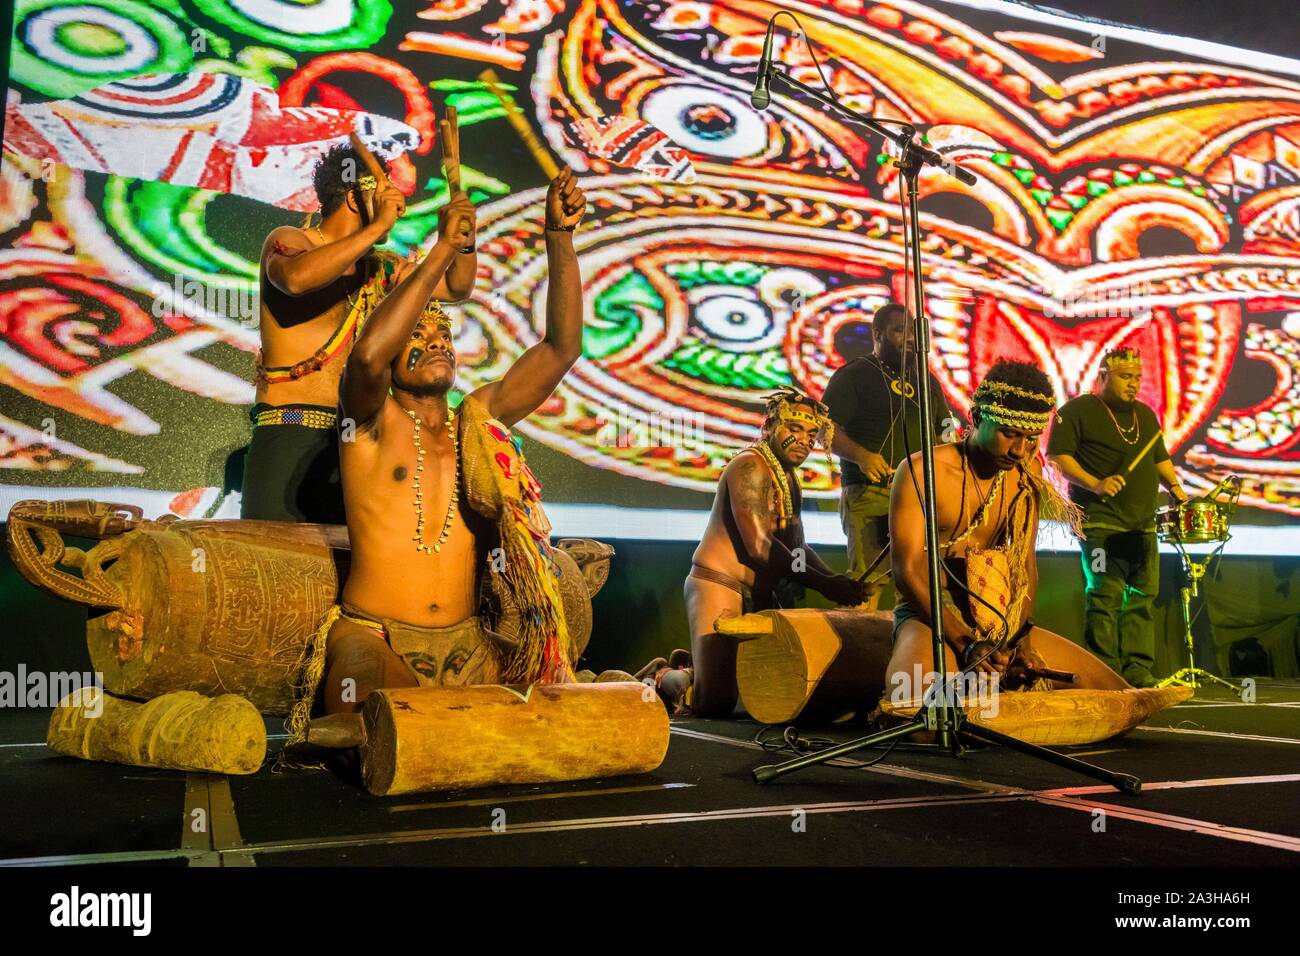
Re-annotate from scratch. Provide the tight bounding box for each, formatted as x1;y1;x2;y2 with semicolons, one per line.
1031;795;1300;854
387;782;695;814
1136;725;1300;745
219;793;1026;859
1039;772;1300;796
1;848;208;867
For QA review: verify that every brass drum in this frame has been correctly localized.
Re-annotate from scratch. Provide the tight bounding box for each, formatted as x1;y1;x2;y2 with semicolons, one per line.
1155;501;1230;544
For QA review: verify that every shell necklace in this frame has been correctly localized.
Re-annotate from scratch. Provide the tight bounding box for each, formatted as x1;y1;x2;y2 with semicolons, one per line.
407;406;459;553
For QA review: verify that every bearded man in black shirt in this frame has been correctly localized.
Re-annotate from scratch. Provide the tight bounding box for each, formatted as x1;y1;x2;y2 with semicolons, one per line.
1047;348;1190;686
823;302;952;608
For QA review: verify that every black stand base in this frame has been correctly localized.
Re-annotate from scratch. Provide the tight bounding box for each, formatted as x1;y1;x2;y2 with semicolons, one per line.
752;705;1141;794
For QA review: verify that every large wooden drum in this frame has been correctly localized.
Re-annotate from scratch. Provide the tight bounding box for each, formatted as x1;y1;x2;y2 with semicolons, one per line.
361;681;669;795
719;608;894;725
6;500;613;714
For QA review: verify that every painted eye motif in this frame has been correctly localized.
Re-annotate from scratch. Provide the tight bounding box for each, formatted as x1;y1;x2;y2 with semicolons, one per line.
640;83;767;160
690;287;776;349
634;80;854;174
688;267;823;369
665;263;826;392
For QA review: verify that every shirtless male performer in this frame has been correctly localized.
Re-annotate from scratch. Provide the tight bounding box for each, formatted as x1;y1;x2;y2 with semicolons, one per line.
886;360;1130;697
246;143;477;522
682;389;871;717
284;168;588;744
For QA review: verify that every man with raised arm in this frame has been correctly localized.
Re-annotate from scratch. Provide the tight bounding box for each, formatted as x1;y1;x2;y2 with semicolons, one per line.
246;143;476;522
284;170;588;745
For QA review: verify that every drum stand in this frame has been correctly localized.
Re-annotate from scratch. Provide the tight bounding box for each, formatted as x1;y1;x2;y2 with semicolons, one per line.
1159;541;1244;696
746;47;1139;794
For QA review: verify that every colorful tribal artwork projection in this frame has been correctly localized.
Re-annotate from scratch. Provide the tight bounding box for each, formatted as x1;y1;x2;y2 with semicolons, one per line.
3;0;1300;530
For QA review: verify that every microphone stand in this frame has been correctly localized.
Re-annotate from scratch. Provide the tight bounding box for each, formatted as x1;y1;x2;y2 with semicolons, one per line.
750;66;1139;794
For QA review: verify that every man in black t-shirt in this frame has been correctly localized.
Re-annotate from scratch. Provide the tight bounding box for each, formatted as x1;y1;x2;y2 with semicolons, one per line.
1047;348;1189;686
822;302;952;608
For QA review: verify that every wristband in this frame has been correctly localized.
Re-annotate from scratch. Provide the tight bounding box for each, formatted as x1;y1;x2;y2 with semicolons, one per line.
545;224;577;233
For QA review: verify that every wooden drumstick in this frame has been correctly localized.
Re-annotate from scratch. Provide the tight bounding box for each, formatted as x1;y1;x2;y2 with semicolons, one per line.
439;106;462;194
478;67;561;179
855;543;891;583
1101;429;1164;501
1123;430;1164;475
346;131;404;231
347;131;391;188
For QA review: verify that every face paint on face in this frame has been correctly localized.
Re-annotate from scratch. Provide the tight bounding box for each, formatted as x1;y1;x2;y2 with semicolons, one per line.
769;420;814;468
407;346;424;372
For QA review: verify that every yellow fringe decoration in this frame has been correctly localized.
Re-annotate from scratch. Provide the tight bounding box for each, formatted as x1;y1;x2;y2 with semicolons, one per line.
458;394;574;685
965;462;1086;645
284;604;340;748
1030;463;1086;539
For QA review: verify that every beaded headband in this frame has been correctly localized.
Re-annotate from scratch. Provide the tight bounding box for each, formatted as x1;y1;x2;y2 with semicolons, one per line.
972;378;1056;431
762;387;834;448
356;174;378;191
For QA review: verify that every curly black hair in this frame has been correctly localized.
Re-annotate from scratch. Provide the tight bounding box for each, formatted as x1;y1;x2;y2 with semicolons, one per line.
312;144;390;217
974;359;1056;413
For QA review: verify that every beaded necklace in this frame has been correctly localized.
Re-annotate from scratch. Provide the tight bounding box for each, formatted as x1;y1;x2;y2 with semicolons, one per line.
406;405;460;553
750;440;795;529
945;440;1006;549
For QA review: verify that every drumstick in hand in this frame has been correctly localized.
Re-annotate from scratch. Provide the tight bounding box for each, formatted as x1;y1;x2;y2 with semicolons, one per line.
348;131;391;188
856;543;891;583
479;67;561;180
347;131;406;233
1123;430;1163;476
440;106;462;194
1101;430;1164;501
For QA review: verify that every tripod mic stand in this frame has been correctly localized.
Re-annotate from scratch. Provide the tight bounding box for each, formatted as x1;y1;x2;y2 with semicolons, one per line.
748;55;1138;794
1160;538;1243;696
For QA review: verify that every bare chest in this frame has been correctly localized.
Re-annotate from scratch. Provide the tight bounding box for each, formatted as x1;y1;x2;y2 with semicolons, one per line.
938;466;1023;554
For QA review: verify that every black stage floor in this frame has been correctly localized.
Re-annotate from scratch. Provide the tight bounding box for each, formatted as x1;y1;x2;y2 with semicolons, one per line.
2;680;1298;867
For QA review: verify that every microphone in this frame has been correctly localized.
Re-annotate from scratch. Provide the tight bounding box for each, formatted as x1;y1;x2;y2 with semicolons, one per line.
751;17;777;110
1202;474;1242;501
